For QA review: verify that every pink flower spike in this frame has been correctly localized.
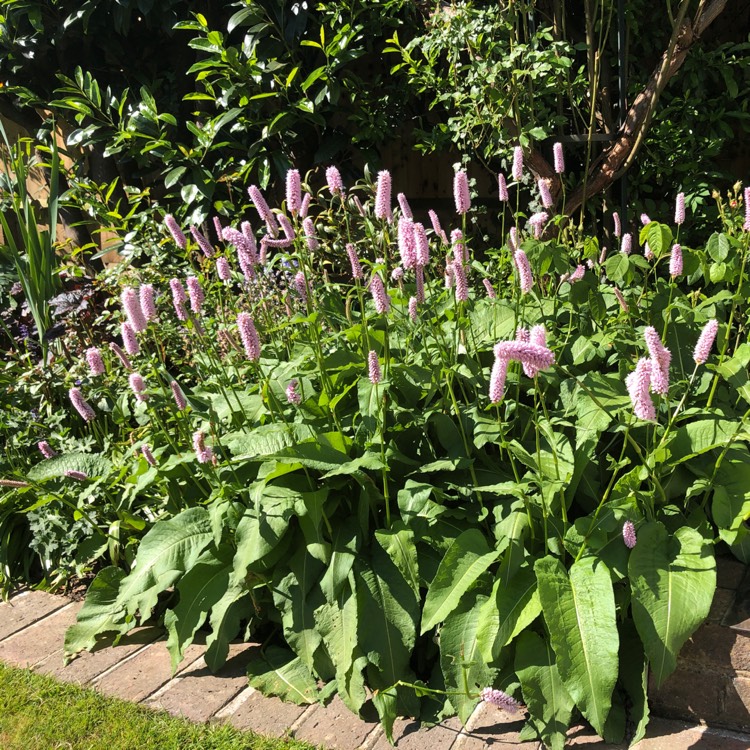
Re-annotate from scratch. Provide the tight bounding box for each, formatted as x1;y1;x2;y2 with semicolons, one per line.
481;687;520;713
568;265;585;284
170;380;187;411
192;431;214;465
216;256;231;281
408;296;418;322
675;192;686;225
414;222;430;266
190;225;214;257
626;358;656;420
38;441;56;458
744;187;750;231
415;265;425;303
670;244;683;278
508;227;518;253
169;278;188;321
444;258;455;289
599;246;608;265
237;312;261;361
514;249;533;294
213;216;223;243
398;217;416;269
428;209;448;244
489;356;509;404
493;340;555;373
483;279;496;298
64;470;88;481
538;179;553;209
186;276;204;314
121;287;147;332
512;146;523;181
121;321;140;356
453;260;469;302
69;387;96;422
346;243;364;280
375;170;392;222
516;328;530;343
643;326;671;395
164;214;187;248
498;173;509;202
621;233;632;256
248;185;273;224
454;169;470;215
277;213;296;242
140;284;157;322
300;192;312;219
368;350;382;385
640;213;651;226
141;444;157;467
391;266;404;282
623;520;637;549
286;169;301;215
369;274;391;314
644;242;654;261
693;319;719;365
86;347;105;376
614;287;628;312
109;342;132;370
286;379;302;405
326;166;344;196
613;211;621;238
303;218;319;251
294;272;308;303
129;372;148;402
241;221;258;255
397;192;413;220
553;142;565;174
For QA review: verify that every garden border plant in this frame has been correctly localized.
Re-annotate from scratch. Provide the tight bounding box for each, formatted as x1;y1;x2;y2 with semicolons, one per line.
4;146;750;749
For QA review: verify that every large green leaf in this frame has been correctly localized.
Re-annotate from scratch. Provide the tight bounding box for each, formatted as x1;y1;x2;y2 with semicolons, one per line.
28;452;112;482
535;555;618;736
319;518;359;603
665;418;742;466
619;621;650;748
64;567;127;657
515;630;574;750
629;522;716;687
476;564;540;662
375;524;420;596
164;544;233;674
421;529;498;634
116;507;213;622
440;588;497;724
246;646;319;705
712;446;750;562
204;586;253;673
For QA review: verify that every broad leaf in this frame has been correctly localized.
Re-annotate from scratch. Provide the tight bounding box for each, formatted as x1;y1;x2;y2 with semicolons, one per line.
515;630;574;750
421;529;498;634
28;452;112;482
115;507;213;622
535;555;618;736
204;586;253;673
375;524;420;596
246;646;319;705
619;621;650;747
64;567;127;657
629;522;715;687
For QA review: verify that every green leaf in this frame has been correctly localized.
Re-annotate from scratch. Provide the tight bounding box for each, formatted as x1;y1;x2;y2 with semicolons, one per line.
604;254;629;283
421;529;498;634
629;522;716;687
375;525;420;596
712;446;750;561
639;222;672;259
164;544;233;674
476;564;541;662
28;452;112;482
515;630;574;750
64;567;127;657
204;586;253;673
164;166;186;189
618;622;650;747
246;646;319;705
440;588;496;724
665;419;741;466
535;555;618;736
115;507;213;622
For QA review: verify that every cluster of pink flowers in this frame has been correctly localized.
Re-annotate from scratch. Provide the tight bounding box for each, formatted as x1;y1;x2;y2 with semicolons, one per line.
192;431;215;465
481;687;520;712
489;333;555;403
375;170;392;222
368;350;382;385
453;169;470;215
237;312;261;362
286;379;302;405
622;521;637;549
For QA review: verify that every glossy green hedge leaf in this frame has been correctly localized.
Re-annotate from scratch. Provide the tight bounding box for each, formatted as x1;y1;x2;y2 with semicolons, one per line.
246;646;319;705
421;529;498;634
64;567;127;657
515;630;574;750
440;589;496;724
629;522;716;687
476;564;540;662
116;507;213;622
535;555;618;736
165;544;233;674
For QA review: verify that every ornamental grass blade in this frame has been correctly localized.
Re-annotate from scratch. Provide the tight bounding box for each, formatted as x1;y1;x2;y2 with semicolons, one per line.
421;529;498;634
515;630;574;750
535;555;618;737
628;522;716;688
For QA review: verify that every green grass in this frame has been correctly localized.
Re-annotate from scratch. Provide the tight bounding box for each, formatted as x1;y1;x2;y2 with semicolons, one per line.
0;662;317;750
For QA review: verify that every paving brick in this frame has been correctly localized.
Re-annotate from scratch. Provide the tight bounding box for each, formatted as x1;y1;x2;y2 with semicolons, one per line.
35;626;162;684
93;639;205;702
0;602;81;668
224;688;311;738
146;641;254;722
294;695;380;750
635;717;750;750
649;665;725;724
369;716;463;750
0;591;69;641
452;702;532;750
727;674;750;732
682;624;750;672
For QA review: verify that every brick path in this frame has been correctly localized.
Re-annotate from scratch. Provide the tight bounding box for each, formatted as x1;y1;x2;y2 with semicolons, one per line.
1;590;749;749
